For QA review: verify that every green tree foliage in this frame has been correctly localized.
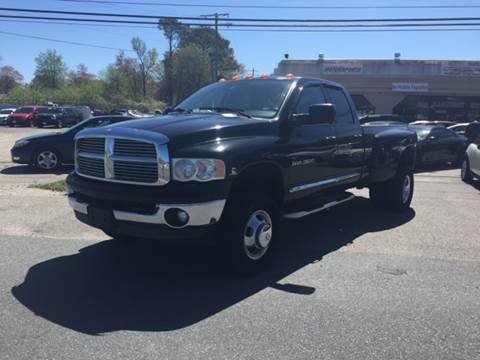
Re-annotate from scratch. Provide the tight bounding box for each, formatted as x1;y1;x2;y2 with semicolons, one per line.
32;50;68;89
68;64;95;86
0;65;24;93
131;37;159;100
178;27;240;80
172;45;211;103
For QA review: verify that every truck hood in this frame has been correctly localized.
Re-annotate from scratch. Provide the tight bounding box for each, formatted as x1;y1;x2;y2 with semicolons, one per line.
108;114;273;147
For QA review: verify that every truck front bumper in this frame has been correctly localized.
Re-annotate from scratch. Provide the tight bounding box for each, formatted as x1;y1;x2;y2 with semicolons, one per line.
66;173;230;239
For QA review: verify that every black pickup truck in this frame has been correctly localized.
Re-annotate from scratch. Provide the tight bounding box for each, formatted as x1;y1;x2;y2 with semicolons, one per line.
66;77;417;274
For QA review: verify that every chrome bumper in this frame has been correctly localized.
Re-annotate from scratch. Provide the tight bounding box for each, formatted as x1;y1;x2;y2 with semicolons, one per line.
68;195;226;228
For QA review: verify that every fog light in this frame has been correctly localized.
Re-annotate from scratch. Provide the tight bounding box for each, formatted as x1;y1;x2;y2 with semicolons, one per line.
164;208;190;228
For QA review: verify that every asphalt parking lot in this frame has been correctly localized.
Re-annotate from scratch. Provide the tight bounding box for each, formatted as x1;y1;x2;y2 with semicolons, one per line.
0;127;479;360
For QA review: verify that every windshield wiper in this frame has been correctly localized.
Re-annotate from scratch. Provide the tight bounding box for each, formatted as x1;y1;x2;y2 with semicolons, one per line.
198;107;252;118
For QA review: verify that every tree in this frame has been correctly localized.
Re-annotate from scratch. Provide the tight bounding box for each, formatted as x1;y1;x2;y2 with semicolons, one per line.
131;37;159;100
172;45;210;103
178;27;241;81
32;50;68;89
68;64;95;86
0;65;24;93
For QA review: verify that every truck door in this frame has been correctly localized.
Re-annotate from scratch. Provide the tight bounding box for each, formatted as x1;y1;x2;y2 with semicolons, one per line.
324;85;364;184
284;84;338;196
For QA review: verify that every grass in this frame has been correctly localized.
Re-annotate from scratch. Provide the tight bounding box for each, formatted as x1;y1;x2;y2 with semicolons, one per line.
29;180;67;192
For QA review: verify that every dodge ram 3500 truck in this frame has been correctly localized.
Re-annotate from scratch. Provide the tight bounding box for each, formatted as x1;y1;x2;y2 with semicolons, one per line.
67;77;417;274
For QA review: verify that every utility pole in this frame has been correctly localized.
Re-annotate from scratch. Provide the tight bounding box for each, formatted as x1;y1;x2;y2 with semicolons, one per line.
200;12;229;81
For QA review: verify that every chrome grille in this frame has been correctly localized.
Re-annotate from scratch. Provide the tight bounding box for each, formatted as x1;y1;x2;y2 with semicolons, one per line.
77;157;104;178
75;136;170;186
114;139;156;158
114;161;158;183
77;138;105;153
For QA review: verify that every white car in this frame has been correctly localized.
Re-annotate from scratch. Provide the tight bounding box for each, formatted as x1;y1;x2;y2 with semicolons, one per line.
461;132;480;182
0;108;16;125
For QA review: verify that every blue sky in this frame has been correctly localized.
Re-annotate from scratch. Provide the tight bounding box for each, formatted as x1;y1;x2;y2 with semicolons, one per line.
1;0;480;81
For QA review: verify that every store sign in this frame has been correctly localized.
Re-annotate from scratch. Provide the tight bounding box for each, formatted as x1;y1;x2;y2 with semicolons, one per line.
392;83;429;92
441;64;480;77
323;64;363;74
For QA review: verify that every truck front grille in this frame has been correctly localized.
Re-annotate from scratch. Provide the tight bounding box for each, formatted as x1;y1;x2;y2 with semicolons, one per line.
114;139;156;158
78;138;105;153
75;136;169;186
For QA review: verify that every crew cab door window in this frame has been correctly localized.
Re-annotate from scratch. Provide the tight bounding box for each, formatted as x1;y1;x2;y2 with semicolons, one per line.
294;86;327;114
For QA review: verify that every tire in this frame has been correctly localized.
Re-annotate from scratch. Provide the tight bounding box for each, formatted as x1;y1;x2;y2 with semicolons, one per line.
461;157;473;183
369;169;414;212
34;148;61;171
219;192;279;275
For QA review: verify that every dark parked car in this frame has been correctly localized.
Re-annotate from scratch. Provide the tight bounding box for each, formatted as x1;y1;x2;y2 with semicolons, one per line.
36;106;91;128
66;76;417;274
410;125;468;166
410;120;458;128
11;116;133;170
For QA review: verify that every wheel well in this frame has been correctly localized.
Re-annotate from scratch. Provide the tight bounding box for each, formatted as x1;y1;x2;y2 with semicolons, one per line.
399;145;416;172
229;163;285;206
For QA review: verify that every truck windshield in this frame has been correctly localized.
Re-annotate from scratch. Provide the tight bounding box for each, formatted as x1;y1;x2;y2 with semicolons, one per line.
175;79;293;119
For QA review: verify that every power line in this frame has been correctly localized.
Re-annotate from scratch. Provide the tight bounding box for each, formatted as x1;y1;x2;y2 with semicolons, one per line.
53;0;480;10
3;7;480;23
3;15;480;29
0;29;133;51
1;19;479;33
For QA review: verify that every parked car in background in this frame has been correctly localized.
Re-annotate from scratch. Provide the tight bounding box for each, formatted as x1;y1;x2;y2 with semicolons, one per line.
461;133;480;182
6;106;46;127
359;114;407;124
410;120;458;127
448;123;471;136
410;125;468;166
0;108;16;125
461;122;480;182
36;106;91;128
10;116;133;170
110;108;151;118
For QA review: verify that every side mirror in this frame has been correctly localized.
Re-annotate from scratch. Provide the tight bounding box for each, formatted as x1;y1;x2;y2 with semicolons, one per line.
290;103;336;126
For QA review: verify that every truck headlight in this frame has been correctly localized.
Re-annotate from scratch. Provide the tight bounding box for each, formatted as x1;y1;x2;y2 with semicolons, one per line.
172;158;226;182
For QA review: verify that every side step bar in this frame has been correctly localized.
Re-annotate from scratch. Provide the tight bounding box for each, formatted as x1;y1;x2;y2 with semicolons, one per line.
283;195;355;220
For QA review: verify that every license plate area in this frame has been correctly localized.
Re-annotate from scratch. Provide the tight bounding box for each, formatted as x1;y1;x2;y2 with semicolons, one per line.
87;206;114;230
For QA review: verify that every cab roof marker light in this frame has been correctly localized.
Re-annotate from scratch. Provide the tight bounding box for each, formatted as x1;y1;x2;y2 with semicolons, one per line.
231;75;240;80
259;73;269;78
285;73;295;78
218;78;226;83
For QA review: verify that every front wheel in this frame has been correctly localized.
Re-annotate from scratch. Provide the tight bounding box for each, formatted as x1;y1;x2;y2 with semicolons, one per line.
34;149;61;171
370;170;414;212
461;157;473;183
219;192;279;275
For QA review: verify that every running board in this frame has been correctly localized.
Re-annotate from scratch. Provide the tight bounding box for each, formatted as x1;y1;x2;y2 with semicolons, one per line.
283;195;356;220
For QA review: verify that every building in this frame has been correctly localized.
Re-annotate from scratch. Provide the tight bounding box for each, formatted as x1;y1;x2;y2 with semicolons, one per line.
274;55;480;122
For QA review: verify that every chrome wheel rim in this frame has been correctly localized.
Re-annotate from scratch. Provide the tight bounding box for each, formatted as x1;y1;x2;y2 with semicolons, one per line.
37;151;58;170
402;175;412;204
243;210;273;260
461;160;467;179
